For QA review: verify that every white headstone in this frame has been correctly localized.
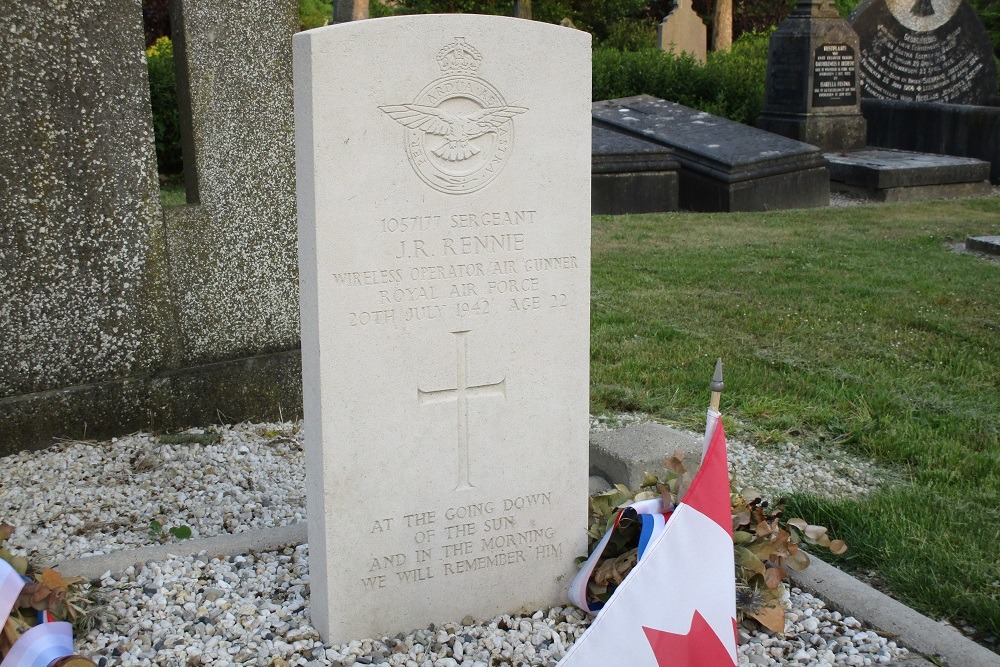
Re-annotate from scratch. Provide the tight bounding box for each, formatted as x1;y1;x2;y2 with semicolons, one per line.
294;15;592;643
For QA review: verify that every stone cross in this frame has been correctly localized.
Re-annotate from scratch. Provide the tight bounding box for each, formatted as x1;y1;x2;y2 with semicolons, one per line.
417;330;506;491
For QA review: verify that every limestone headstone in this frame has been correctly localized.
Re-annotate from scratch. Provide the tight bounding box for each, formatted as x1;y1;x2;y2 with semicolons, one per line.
757;0;867;150
851;0;998;104
294;15;591;643
657;0;707;63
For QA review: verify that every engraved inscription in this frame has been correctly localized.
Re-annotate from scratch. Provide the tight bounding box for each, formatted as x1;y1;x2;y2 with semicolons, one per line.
812;44;857;108
860;25;985;102
337;209;582;326
357;492;561;593
380;38;529;195
417;330;505;491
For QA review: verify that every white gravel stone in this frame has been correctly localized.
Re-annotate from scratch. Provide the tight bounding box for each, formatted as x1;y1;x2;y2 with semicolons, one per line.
4;418;909;665
69;544;906;667
2;423;305;563
591;412;893;499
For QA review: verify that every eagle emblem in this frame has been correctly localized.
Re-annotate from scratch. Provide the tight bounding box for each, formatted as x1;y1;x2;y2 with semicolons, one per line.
380;104;527;162
380;38;528;195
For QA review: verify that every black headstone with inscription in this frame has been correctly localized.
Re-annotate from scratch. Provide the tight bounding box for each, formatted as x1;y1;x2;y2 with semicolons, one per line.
757;0;868;150
850;0;998;105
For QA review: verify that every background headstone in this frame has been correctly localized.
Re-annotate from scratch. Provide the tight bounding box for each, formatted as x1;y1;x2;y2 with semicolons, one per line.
295;15;591;643
0;1;175;412
657;0;707;63
851;0;998;104
757;0;867;150
0;0;302;455
166;0;299;363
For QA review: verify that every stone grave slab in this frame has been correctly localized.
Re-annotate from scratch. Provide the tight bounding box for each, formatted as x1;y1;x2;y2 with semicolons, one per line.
593;95;830;211
592;125;679;214
851;0;998;105
589;423;702;490
966;235;1000;256
294;15;591;643
861;98;1000;183
657;0;707;63
825;148;990;201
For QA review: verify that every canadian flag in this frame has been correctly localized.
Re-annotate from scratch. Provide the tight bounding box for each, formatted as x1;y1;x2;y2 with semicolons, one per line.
559;411;737;667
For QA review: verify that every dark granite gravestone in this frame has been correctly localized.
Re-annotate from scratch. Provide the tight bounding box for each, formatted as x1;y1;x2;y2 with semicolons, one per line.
592;125;680;214
593;96;830;211
757;0;867;150
825;147;990;201
850;0;998;105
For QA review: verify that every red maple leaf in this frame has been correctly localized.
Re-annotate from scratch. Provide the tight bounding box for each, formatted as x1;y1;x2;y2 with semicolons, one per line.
642;610;736;667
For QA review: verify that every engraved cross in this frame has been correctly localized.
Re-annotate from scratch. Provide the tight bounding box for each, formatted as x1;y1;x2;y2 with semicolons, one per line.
418;330;506;491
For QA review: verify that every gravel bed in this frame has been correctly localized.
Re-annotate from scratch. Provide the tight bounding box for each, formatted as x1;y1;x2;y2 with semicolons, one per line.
591;413;892;500
2;417;890;564
4;418;908;665
1;424;306;563
77;545;907;667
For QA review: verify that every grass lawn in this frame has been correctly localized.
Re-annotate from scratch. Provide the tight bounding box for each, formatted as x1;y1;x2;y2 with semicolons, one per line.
159;180;186;208
590;197;1000;641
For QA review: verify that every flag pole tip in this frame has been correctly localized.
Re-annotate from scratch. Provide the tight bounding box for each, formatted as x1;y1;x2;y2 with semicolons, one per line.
710;358;724;392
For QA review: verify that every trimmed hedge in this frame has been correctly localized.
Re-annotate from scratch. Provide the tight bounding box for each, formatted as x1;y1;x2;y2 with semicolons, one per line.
146;36;182;175
593;30;770;125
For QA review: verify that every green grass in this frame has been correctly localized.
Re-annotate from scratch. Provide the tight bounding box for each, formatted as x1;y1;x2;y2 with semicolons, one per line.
590;198;1000;639
160;181;187;206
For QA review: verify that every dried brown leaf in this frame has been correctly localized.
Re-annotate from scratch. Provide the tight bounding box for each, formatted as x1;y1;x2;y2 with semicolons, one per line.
749;601;787;633
764;566;786;590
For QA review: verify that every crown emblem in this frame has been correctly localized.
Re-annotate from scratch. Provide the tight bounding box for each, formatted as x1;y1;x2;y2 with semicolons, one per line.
437;38;482;76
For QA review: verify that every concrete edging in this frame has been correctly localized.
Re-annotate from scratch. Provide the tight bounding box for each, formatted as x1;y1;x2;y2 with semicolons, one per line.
47;523;307;581
789;556;998;667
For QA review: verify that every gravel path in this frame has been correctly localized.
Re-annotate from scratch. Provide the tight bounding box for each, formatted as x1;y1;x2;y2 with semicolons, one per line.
3;419;891;564
1;418;912;666
78;544;907;667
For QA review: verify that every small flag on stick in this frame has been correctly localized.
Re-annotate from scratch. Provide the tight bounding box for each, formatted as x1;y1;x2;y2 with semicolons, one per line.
559;359;737;667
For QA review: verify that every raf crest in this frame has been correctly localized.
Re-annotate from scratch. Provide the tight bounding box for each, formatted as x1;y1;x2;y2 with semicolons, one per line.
380;38;527;195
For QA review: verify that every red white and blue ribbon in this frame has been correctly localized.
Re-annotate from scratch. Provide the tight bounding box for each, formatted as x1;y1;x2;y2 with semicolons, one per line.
0;559;76;667
559;410;738;667
568;496;675;614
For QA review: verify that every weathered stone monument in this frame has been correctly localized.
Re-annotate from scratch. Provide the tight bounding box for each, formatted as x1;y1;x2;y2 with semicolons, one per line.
1;0;301;454
294;15;591;642
594;96;830;211
592;125;680;214
851;0;998;104
757;0;868;150
657;0;708;63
